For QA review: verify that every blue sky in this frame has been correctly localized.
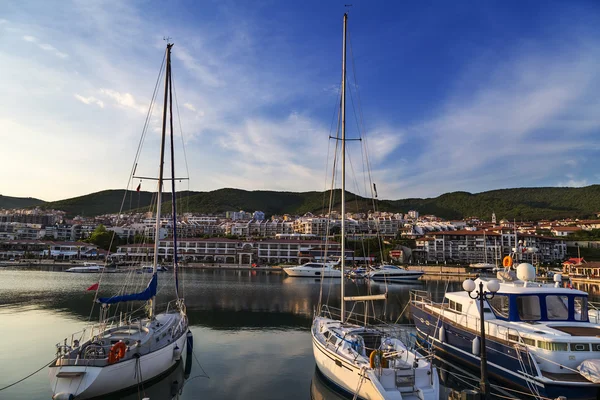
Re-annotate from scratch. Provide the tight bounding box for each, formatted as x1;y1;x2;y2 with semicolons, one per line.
1;0;599;202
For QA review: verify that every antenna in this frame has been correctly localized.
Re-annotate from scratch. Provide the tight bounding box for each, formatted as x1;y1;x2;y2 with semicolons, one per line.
163;36;173;44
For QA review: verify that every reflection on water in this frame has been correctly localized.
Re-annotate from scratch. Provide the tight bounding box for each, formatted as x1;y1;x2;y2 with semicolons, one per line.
2;268;597;399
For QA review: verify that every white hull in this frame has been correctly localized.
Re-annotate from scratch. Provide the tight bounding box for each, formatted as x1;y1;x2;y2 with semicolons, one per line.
284;267;342;278
312;317;439;400
49;326;187;399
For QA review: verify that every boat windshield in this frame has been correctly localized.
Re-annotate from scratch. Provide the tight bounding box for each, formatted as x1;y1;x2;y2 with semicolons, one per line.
382;265;400;270
546;295;569;320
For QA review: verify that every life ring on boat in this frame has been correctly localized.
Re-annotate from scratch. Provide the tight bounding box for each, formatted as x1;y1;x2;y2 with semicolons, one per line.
108;341;127;364
502;256;512;267
369;350;388;369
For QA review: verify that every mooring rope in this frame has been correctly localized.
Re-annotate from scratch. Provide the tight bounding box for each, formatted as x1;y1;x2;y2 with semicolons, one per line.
0;358;56;392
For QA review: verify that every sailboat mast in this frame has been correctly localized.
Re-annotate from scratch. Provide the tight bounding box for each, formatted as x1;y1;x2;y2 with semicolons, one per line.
340;12;347;322
150;43;173;318
168;47;180;300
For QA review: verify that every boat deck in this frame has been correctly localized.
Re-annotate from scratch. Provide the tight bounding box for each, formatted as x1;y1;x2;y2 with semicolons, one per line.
551;326;600;336
542;371;591;383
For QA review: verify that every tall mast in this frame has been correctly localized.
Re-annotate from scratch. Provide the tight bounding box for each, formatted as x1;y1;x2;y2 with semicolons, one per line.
340;13;347;322
168;45;180;300
150;43;173;318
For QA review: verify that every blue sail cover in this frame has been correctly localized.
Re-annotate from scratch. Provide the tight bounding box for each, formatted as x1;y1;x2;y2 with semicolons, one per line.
97;273;158;304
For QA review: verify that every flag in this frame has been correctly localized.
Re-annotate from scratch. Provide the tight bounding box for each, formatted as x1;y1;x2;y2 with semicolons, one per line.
86;282;99;291
136;183;141;192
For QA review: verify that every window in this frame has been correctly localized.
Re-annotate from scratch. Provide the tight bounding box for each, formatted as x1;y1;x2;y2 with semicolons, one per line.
522;337;536;346
570;343;590;352
591;343;600;352
448;300;463;313
537;341;568;351
575;297;589;321
546;295;569;320
488;295;510;318
517;296;541;321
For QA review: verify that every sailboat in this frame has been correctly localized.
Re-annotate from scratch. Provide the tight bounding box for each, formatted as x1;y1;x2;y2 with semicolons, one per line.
311;13;439;400
49;43;192;400
469;230;495;270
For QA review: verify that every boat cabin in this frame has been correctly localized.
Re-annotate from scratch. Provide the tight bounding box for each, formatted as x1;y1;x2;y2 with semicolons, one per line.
444;279;589;323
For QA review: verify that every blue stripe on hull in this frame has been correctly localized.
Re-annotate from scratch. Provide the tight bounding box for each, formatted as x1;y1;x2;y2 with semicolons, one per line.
410;305;600;400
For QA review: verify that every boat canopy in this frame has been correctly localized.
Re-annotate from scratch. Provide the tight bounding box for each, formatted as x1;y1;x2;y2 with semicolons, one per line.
97;273;157;305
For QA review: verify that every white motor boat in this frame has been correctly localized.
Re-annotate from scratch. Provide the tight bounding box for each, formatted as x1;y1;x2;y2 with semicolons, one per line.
283;262;342;278
49;43;192;400
367;265;424;282
65;262;104;273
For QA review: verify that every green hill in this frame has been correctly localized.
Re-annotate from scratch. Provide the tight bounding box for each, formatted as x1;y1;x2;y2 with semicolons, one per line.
0;195;45;209
20;185;600;220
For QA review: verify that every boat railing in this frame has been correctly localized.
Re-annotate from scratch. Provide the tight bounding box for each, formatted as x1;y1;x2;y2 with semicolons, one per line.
319;304;416;347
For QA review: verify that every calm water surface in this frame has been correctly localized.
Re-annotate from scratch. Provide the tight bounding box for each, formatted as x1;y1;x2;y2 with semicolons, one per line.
1;268;593;399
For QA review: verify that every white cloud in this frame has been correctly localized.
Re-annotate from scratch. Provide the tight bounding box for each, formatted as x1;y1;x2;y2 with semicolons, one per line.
183;102;197;112
558;178;588;187
74;94;104;108
22;35;68;58
98;89;147;114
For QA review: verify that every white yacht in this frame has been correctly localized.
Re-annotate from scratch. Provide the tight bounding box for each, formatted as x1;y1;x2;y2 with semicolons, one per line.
283;262;342;278
65;262;104;273
367;265;424;282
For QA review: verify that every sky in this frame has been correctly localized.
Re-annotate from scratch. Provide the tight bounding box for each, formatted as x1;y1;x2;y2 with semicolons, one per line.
1;0;600;202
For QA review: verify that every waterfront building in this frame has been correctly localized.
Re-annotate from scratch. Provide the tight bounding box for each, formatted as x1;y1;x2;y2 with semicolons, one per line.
415;230;566;264
114;238;348;265
0;240;99;260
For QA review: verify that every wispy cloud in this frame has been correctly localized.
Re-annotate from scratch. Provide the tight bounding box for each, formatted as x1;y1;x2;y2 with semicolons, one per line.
22;35;68;58
98;89;148;114
74;94;104;108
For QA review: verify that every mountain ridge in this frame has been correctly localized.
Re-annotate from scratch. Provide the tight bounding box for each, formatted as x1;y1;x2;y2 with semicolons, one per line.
2;185;600;221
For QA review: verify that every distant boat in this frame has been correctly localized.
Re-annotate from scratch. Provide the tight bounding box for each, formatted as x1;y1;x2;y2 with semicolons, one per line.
49;43;191;400
283;261;341;278
65;262;104;273
367;265;424;281
469;262;496;270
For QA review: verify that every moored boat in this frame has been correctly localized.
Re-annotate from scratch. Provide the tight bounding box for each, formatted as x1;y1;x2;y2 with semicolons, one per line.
283;262;342;278
367;265;424;282
410;262;600;399
49;42;191;400
65;262;104;273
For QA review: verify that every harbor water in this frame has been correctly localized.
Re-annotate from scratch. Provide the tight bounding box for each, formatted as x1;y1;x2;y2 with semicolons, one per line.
1;268;591;399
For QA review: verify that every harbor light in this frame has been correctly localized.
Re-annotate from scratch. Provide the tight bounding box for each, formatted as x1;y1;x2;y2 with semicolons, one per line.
463;278;500;399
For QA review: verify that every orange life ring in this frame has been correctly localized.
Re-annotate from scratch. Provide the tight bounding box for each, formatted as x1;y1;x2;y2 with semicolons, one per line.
108;341;127;364
369;350;389;369
502;256;512;267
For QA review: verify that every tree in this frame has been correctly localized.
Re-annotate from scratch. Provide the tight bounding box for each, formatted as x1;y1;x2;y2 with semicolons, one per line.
87;224;119;251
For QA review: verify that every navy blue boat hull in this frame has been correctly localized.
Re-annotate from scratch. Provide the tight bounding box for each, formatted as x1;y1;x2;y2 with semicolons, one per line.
411;305;600;400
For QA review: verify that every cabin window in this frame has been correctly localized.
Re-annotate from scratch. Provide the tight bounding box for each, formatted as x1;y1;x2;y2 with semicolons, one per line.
448;300;463;313
522;337;536;346
574;297;588;321
591;343;600;352
488;295;509;318
546;295;569;320
570;343;590;352
537;341;568;351
328;335;338;345
517;296;541;321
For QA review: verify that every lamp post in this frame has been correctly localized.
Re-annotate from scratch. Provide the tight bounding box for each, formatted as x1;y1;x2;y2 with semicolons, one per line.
463;278;500;399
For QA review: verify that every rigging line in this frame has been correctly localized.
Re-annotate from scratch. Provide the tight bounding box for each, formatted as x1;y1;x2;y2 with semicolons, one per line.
0;358;57;392
88;50;167;321
322;69;344;214
170;70;192;217
347;31;385;265
320;107;342;310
